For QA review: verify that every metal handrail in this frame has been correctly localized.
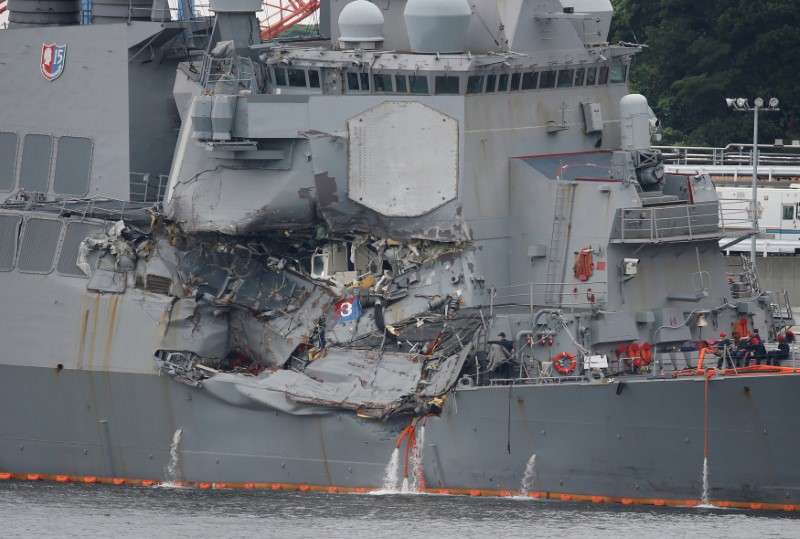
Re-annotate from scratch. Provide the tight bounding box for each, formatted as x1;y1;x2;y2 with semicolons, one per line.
200;54;256;93
130;172;168;204
491;281;606;308
617;201;719;242
656;144;800;168
717;197;756;233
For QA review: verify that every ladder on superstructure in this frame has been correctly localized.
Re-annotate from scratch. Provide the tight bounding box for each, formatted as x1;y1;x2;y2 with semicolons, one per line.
772;288;795;329
766;284;796;332
545;183;573;304
741;254;761;295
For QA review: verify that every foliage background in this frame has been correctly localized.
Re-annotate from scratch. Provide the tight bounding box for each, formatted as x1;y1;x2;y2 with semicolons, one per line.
609;0;800;147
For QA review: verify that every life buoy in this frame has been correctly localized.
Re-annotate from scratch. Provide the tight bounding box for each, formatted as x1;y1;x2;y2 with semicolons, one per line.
640;342;653;366
553;351;577;375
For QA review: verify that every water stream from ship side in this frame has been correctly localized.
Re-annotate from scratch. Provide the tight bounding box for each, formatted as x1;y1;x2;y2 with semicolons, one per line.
164;428;183;484
701;457;710;506
378;425;426;494
520;453;537;495
408;425;425;492
380;448;401;492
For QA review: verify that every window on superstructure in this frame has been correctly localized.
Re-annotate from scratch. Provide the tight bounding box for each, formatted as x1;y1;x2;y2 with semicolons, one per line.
467;75;484;94
557;69;574;88
0;215;21;272
288;68;307;87
510;72;521;91
485;74;497;92
598;66;609;84
360;73;370;91
374;73;393;93
309;69;321;88
54;137;92;196
521;71;538;90
585;67;597;86
395;75;408;93
574;68;586;86
540;70;557;88
498;73;509;92
18;218;62;274
57;222;103;277
347;72;360;91
19;134;52;193
274;67;287;86
783;204;794;219
0;132;17;192
610;63;628;83
435;76;460;94
409;75;428;94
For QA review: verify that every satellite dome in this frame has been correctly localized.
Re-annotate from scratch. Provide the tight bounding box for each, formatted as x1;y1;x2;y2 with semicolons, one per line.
338;0;384;49
404;0;471;53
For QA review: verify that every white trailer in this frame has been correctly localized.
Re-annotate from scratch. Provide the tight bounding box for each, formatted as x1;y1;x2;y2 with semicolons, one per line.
717;184;800;255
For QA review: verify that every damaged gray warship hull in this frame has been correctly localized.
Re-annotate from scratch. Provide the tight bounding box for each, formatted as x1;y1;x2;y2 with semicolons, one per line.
1;0;799;508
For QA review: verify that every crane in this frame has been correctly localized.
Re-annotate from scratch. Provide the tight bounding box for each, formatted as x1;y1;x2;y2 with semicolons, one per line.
0;0;319;36
260;0;320;40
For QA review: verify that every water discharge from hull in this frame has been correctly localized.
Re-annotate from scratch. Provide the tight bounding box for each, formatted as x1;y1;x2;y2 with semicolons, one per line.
408;425;425;493
164;428;183;485
520;453;537;495
381;448;401;492
378;425;425;494
702;457;709;506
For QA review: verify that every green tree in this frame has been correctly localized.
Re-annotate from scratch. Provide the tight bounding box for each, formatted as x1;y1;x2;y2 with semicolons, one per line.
610;0;800;146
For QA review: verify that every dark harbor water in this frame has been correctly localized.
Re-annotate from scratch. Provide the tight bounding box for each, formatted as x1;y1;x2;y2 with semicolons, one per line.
1;481;798;539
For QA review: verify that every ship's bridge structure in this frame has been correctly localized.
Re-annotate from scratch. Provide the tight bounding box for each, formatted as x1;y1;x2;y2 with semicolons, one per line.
166;0;629;250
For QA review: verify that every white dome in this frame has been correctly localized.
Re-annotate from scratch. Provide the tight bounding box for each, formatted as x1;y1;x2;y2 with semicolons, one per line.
338;0;384;42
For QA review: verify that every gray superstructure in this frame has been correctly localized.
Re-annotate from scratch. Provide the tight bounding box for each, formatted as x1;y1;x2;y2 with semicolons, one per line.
1;0;799;507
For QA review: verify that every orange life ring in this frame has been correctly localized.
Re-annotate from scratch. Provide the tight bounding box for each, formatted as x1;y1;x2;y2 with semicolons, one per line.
553;351;577;375
640;342;653;366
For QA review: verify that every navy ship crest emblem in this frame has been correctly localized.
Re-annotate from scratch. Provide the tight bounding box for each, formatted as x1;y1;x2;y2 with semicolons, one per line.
40;43;66;81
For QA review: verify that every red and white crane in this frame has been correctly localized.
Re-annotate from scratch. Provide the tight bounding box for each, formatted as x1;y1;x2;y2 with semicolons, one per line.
260;0;320;40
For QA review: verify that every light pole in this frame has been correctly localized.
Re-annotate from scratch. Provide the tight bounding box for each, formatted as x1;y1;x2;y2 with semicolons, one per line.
725;97;780;266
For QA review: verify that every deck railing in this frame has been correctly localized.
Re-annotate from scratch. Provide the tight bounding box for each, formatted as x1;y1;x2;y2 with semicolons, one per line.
610;201;720;243
655;144;800;168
